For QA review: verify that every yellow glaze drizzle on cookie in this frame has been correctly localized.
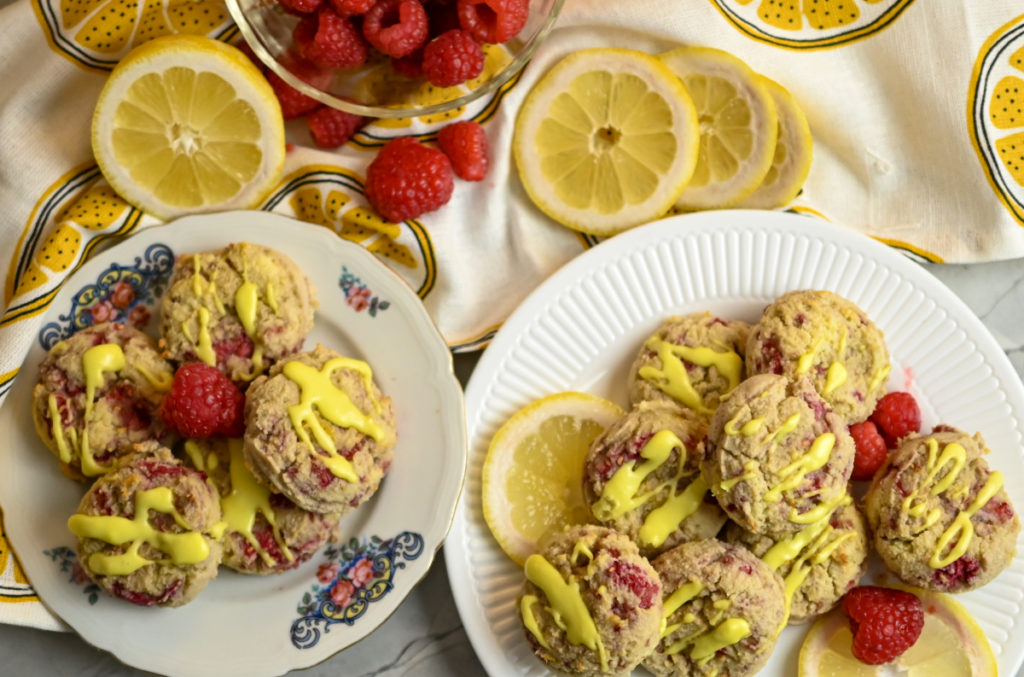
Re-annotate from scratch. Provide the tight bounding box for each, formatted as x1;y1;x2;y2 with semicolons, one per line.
930;470;1004;569
520;594;551;650
639;337;742;414
660;580;704;638
764;433;835;503
283;357;385;483
685;618;751;660
194;307;216;366
68;486;211;576
902;439;967;538
524;553;608;671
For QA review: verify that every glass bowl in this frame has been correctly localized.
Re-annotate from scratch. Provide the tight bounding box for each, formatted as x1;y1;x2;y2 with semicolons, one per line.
226;0;564;119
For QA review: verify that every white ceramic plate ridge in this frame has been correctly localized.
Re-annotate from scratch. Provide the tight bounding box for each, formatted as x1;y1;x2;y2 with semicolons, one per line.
444;209;1024;676
0;210;467;677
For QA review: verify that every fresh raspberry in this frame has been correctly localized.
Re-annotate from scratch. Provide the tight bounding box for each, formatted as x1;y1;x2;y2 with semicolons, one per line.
391;50;424;78
364;136;454;222
456;0;528;43
606;560;659;610
306;7;369;69
279;0;323;14
421;28;484;87
159;363;245;438
842;586;924;665
849;420;888;481
362;0;429;58
266;69;322;119
329;0;374;15
307;106;368;148
870;392;922;448
438;120;488;180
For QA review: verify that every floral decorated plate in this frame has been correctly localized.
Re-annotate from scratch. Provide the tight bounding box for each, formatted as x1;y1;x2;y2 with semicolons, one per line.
0;211;467;677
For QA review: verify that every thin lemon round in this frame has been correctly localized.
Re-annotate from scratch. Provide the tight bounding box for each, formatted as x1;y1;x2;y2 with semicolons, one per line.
798;588;997;677
92;35;286;220
738;76;814;209
481;392;624;565
659;46;778;210
513;48;700;236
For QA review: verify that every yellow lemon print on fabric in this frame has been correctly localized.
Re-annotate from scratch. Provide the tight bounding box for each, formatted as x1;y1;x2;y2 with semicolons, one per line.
710;0;915;49
5;164;140;327
262;165;436;299
969;15;1024;227
32;0;236;72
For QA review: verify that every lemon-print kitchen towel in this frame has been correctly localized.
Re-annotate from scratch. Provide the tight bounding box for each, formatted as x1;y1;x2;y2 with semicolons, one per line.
3;0;1024;630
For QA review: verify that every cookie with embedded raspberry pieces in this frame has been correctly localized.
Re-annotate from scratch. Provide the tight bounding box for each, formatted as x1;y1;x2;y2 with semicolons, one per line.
31;322;176;481
864;427;1020;592
243;345;397;515
518;524;663;676
642;538;786;677
159;242;317;383
68;447;223;607
582;401;725;558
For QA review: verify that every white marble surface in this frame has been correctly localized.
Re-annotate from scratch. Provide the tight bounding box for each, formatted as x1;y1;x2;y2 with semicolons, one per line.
0;255;1022;676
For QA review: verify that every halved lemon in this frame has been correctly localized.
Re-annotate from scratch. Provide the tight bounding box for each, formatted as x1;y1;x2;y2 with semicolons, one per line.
798;587;997;676
481;392;624;565
738;76;813;209
659;46;778;210
92;35;286;220
513;48;700;236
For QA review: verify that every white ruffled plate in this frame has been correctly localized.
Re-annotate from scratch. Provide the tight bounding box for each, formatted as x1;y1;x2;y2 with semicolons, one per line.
0;210;467;677
445;209;1024;676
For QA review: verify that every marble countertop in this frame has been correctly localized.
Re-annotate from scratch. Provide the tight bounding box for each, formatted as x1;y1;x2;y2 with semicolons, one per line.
2;255;1023;676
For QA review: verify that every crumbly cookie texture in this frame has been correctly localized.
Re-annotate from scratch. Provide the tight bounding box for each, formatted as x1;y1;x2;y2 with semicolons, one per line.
724;498;869;623
518;524;663;676
583;401;725;558
705;373;855;537
243;344;397;515
160;242;317;382
643;538;787;677
865;427;1020;592
32;321;176;481
69;446;223;607
746;290;890;423
628;312;750;417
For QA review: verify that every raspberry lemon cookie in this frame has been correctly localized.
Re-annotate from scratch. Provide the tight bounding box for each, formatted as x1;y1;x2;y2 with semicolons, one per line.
160;242;317;382
182;437;340;574
582;401;725;558
864;428;1020;592
32;322;176;481
67;448;223;607
723;496;869;623
518;524;662;676
746;290;890;423
243;345;397;515
628;312;749;417
705;373;855;536
643;538;787;677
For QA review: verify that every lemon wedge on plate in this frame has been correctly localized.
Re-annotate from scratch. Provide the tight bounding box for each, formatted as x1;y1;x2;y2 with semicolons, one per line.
92;35;286;220
738;76;813;209
659;46;778;210
481;391;624;565
797;587;997;676
513;48;700;236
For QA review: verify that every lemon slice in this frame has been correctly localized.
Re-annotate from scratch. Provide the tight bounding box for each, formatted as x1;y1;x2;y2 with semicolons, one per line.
737;76;813;209
481;391;624;565
92;35;286;220
659;46;778;210
798;588;997;676
513;48;700;235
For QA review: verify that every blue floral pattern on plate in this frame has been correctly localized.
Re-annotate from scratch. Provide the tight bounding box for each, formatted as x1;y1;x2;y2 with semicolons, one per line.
43;546;100;605
291;531;424;649
339;265;390;317
38;243;175;350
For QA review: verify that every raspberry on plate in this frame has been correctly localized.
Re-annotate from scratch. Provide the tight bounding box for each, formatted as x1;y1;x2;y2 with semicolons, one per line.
849;420;887;481
362;0;429;58
870;391;922;448
364;136;454;222
438;120;488;181
457;0;529;44
307;106;368;148
842;585;924;665
422;28;484;87
159;362;245;438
